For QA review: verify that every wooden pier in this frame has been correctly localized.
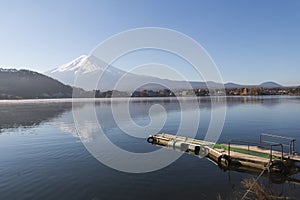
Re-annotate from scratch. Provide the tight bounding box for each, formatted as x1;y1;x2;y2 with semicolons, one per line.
147;133;300;176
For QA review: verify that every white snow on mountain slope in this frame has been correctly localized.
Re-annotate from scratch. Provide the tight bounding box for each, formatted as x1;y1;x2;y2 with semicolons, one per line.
45;55;154;90
45;55;223;91
49;55;103;74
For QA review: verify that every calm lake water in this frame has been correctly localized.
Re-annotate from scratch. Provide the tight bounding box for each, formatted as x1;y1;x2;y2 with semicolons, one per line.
1;96;300;199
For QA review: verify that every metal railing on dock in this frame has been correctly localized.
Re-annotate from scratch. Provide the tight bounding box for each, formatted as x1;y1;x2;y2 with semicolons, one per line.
227;140;284;162
259;133;296;156
148;133;300;177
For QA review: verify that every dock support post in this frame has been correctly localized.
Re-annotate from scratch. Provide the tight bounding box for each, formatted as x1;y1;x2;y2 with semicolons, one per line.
228;142;231;157
270;146;273;162
290;139;296;155
259;134;262;146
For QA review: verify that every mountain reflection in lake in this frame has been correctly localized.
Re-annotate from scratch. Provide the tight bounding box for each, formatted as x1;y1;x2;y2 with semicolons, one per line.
0;96;300;199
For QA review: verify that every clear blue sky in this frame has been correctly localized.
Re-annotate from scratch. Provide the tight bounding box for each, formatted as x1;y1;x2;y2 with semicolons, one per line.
0;0;299;85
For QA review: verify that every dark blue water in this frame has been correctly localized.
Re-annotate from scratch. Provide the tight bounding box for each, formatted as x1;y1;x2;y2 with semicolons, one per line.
1;96;300;199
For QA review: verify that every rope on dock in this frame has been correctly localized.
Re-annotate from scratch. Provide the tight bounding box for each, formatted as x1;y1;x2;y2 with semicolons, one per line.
240;168;266;200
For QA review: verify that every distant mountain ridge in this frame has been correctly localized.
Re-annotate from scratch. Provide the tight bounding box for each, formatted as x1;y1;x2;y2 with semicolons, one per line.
259;81;282;88
46;55;284;91
0;68;74;99
0;67;291;100
224;81;282;89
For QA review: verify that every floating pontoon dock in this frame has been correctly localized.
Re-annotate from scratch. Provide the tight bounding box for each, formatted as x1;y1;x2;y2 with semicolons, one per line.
147;133;300;176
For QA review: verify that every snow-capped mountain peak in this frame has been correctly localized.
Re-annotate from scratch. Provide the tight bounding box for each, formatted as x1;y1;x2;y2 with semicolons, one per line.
50;55;100;74
45;54;132;90
45;54;218;91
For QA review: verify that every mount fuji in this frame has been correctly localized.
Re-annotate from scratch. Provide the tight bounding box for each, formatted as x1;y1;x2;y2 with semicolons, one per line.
45;55;131;90
45;55;202;91
45;55;282;91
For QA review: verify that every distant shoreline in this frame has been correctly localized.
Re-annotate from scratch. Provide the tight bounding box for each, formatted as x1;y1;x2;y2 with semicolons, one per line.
1;95;299;104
